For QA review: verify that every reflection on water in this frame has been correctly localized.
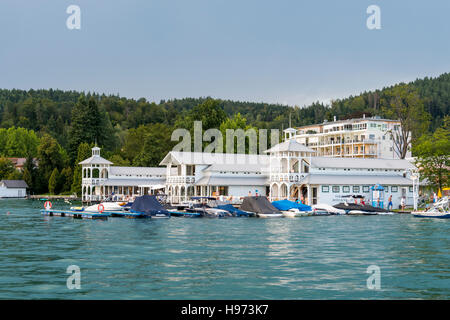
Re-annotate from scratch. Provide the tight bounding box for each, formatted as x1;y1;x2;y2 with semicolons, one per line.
0;199;448;299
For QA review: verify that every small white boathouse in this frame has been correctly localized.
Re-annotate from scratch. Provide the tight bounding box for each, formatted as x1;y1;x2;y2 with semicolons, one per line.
0;180;28;198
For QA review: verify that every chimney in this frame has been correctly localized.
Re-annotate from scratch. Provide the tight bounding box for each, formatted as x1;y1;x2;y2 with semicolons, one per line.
363;114;366;119
333;116;336;122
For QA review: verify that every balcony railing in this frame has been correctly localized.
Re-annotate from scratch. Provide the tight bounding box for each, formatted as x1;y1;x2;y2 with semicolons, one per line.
82;178;104;185
166;176;196;184
270;173;306;183
321;152;377;157
315;139;378;147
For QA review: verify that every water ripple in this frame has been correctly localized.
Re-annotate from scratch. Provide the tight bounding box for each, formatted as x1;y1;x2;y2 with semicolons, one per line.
0;199;448;299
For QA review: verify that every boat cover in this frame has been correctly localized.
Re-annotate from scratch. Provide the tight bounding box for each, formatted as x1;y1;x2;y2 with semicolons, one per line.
240;196;280;214
272;200;312;211
216;204;250;216
130;195;169;216
333;203;388;212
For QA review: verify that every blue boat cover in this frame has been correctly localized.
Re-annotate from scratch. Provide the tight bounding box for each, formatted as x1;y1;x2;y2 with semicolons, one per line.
130;195;169;216
216;204;249;216
272;200;312;211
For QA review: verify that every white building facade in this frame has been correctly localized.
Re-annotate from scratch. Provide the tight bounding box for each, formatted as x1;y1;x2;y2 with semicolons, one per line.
80;141;416;209
0;180;28;198
79;147;166;202
160;152;269;203
293;116;411;159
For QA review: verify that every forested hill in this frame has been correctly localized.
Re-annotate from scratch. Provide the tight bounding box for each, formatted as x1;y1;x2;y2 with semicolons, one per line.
329;72;450;132
0;71;448;156
0;72;448;194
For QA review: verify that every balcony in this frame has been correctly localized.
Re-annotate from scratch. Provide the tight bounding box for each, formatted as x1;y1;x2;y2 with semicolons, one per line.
270;173;306;183
82;178;104;185
317;139;378;147
321;152;377;157
167;175;196;184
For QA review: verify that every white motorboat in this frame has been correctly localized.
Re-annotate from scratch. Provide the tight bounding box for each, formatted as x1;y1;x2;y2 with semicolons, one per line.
312;204;346;215
412;197;450;219
82;202;127;213
347;210;377;215
281;209;312;218
257;213;284;218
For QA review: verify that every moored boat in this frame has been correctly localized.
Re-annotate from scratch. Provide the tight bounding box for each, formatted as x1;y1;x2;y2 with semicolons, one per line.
241;196;284;218
281;209;312;218
412;197;449;219
129;195;170;218
185;197;232;218
272;200;312;217
312;204;346;215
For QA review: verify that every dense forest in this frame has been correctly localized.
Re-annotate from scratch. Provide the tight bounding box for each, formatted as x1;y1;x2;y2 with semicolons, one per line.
0;72;449;194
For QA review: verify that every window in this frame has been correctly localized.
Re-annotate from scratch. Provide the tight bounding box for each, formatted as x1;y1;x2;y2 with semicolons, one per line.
391;186;398;192
322;186;329;193
219;186;229;196
383;186;389;192
343;186;350;193
353;186;360;193
409;186;413;192
332;186;340;193
363;186;370;193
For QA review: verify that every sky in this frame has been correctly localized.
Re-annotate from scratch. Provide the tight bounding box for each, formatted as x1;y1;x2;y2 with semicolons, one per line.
1;0;450;107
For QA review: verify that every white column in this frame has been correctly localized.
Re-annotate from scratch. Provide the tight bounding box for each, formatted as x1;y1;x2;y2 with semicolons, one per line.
307;185;311;205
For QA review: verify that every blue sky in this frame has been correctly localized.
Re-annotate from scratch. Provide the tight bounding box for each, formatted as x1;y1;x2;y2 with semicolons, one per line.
1;0;449;106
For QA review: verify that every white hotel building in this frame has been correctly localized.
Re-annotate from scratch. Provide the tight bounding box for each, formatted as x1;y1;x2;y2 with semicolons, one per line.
292;116;411;159
80;120;417;210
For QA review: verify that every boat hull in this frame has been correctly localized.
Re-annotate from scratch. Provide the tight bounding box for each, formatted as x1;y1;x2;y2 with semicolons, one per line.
257;213;284;218
412;212;450;219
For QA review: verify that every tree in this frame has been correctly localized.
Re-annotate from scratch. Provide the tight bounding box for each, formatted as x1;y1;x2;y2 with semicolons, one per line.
413;117;450;190
133;124;175;167
0;158;15;180
22;168;33;192
71;142;93;196
37;134;64;182
175;98;227;132
122;126;151;163
219;113;258;153
381;85;430;158
59;167;73;193
108;154;131;166
48;168;59;194
0;127;39;157
68;96;102;163
23;153;37;193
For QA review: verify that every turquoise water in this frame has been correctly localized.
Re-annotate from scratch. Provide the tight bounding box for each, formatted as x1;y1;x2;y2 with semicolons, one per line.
0;199;448;299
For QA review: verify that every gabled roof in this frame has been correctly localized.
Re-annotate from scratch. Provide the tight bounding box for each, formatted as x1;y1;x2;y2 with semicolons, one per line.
264;140;316;153
99;179;166;187
203;163;266;172
1;180;28;188
298;174;412;185
110;166;166;176
195;176;268;186
310;157;416;170
160;151;269;166
79;156;113;165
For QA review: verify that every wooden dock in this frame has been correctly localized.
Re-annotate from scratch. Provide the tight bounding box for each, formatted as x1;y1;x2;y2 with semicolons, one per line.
29;195;81;202
40;209;109;220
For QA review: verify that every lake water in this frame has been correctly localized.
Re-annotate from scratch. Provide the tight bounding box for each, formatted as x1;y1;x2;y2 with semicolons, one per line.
0;199;448;299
